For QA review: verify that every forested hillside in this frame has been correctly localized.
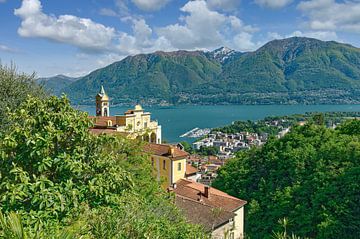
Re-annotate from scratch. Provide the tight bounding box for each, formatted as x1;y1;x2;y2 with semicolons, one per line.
38;75;78;95
44;37;360;105
212;121;360;239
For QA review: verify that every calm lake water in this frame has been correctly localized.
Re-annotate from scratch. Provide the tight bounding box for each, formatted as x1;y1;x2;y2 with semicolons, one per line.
79;104;360;143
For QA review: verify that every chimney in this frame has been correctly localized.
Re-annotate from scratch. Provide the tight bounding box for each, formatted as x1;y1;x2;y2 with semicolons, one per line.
204;185;210;198
168;147;175;156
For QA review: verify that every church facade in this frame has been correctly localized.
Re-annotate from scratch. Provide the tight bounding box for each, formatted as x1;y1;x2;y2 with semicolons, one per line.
90;86;162;144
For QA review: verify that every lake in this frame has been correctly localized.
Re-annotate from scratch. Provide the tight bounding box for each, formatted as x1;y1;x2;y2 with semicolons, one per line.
79;104;360;143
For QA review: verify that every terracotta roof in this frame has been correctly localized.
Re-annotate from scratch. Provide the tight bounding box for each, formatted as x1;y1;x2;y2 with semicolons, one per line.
124;110;134;115
174;179;246;212
185;164;198;176
89;116;116;127
175;195;235;232
143;143;189;159
187;155;203;163
208;156;223;165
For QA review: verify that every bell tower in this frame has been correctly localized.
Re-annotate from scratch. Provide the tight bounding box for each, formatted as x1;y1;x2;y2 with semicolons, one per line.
96;85;110;117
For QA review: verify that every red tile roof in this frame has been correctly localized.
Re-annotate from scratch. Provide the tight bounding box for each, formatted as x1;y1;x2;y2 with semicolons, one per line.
175;195;235;232
89;116;116;127
185;164;198;176
174;179;246;212
143;143;189;159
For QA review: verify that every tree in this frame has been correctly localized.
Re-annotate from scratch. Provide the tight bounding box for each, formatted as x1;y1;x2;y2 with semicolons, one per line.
197;146;219;156
0;95;207;238
180;141;193;154
312;113;325;125
212;123;360;239
336;119;360;135
0;63;46;131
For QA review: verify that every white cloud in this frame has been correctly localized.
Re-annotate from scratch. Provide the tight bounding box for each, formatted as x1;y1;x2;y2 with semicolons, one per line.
0;0;6;3
267;30;339;42
157;0;259;51
206;0;240;11
99;8;118;17
298;0;360;34
115;18;174;55
15;0;116;52
0;44;18;53
233;32;259;51
255;0;293;9
131;0;171;11
289;30;338;41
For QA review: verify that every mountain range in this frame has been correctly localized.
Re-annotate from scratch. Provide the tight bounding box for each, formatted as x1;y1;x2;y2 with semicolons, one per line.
41;37;360;105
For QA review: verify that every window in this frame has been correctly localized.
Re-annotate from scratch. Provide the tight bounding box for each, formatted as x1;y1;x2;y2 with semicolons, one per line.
178;162;182;171
144;122;148;128
163;160;166;170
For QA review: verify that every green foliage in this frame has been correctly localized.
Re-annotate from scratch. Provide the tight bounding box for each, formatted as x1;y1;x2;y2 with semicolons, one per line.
336;119;360;135
0;95;207;238
0;63;46;130
0;211;77;239
81;193;205;239
311;113;325;125
180;141;194;154
212;120;280;135
45;37;360;105
272;218;308;239
38;75;77;96
197;146;219;156
212;123;360;239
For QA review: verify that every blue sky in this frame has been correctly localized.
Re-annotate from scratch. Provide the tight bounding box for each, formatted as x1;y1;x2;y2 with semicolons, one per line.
1;0;360;77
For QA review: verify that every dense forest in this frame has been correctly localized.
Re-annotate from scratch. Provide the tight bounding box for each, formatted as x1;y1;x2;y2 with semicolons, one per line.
212;121;360;239
0;65;207;238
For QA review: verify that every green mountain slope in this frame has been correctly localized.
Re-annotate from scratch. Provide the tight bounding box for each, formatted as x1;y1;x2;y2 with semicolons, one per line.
63;51;222;104
38;75;78;95
55;37;360;105
222;37;360;92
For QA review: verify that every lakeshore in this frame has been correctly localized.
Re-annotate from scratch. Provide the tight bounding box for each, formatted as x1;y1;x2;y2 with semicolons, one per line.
79;104;360;143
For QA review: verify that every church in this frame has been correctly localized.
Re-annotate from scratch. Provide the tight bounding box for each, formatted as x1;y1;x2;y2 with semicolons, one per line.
89;86;162;144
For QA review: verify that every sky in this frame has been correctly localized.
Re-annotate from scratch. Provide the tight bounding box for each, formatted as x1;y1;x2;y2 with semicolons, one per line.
1;0;360;77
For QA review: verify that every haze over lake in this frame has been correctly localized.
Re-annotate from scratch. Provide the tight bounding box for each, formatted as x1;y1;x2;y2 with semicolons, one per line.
80;104;360;143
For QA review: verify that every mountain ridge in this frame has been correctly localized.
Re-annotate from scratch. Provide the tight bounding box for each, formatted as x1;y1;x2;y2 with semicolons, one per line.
42;37;360;105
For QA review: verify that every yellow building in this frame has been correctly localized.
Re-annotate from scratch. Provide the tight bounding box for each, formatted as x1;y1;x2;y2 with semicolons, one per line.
143;143;247;239
90;86;162;143
144;143;188;188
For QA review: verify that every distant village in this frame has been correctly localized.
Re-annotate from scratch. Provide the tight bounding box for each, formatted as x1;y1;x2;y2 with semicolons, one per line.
185;124;290;185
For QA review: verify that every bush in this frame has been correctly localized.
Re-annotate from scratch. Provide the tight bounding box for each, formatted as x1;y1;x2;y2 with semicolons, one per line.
0;96;206;238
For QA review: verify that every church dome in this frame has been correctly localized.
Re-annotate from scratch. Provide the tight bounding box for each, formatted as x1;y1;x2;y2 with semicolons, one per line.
135;104;143;111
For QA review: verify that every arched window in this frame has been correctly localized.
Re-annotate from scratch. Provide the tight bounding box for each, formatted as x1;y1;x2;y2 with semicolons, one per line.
150;133;156;143
107;120;112;127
